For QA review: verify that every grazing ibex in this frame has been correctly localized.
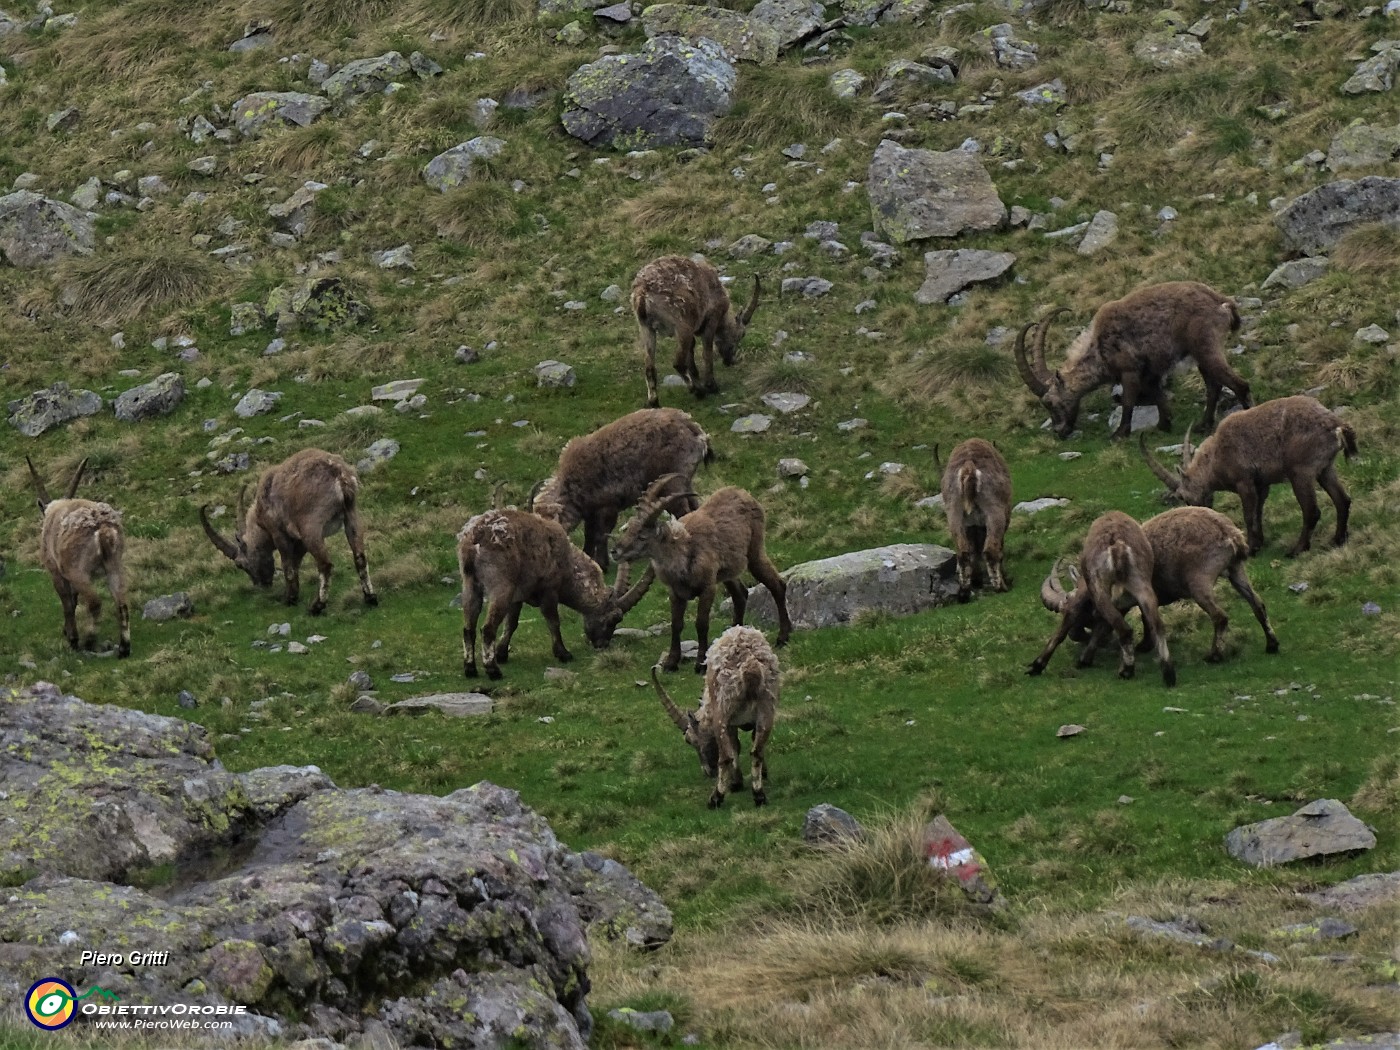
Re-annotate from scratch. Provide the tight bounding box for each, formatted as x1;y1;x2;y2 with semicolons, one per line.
632;255;760;408
1074;507;1279;665
1014;281;1252;440
1029;511;1175;685
530;408;712;572
200;448;377;615
1140;395;1357;556
457;509;653;680
937;438;1012;602
652;626;780;808
26;457;130;658
614;476;792;674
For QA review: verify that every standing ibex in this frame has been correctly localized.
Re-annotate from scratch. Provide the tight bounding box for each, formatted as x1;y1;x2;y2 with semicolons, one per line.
632;255;760;408
457;509;653;679
614;476;792;674
530;408;712;573
1140;395;1357;556
937;438;1012;602
200;448;377;614
1028;511;1175;685
652;626;780;808
1074;507;1279;665
1014;281;1252;440
26;457;130;657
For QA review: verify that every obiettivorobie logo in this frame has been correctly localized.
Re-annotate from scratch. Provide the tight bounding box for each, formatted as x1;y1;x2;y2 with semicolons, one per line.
24;978;120;1030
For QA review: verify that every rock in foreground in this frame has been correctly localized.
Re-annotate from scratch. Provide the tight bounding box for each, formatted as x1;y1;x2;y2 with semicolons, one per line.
1225;799;1377;867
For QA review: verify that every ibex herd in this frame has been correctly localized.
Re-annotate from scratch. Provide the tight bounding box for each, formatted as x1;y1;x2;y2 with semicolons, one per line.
15;262;1368;806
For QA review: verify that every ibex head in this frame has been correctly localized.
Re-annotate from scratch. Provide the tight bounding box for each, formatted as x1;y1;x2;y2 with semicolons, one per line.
1139;431;1213;508
651;665;719;777
200;486;276;585
612;474;698;564
26;456;87;512
581;560;654;650
1013;308;1078;437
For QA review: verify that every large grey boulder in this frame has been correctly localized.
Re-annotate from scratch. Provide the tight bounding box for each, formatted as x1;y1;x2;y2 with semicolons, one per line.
867;140;1007;244
641;4;781;65
7;381;103;436
1326;120;1400;171
321;51;412;100
422;136;507;192
230;91;330;138
0;190;95;267
1342;44;1400;94
0;683;672;1047
741;544;958;629
749;0;824;49
1225;799;1377;867
915;249;1016;304
562;36;737;150
1275;176;1400;256
113;372;185;422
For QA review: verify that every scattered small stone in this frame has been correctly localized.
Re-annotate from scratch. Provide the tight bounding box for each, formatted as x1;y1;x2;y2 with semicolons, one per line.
607;1009;674;1034
732;414;772;434
837;418;868;432
803;803;864;845
535;360;577;388
371;379;424;401
347;671;374;692
1015;497;1069;514
177;690;198;710
777;458;809;478
761;392;810;414
1362;601;1382;615
142;593;194;622
1057;724;1086;737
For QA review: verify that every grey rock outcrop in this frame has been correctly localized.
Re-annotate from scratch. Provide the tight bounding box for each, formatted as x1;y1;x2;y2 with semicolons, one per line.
1301;870;1400;911
265;277;371;332
0;190;95;267
561;36;737;150
867;140;1007;244
230;91;330;138
7;381;103;436
1133;31;1203;68
322;51;412;100
384;693;495;717
749;0;824;49
142;592;195;622
1342;42;1400;94
740;544;958;629
1077;209;1119;255
113;372;185;422
422;136;507;192
1275;177;1400;256
641;4;781;65
915;249;1016;304
803;804;865;845
235;388;282;418
1262;257;1330;291
1225;799;1377;867
1326;120;1400;171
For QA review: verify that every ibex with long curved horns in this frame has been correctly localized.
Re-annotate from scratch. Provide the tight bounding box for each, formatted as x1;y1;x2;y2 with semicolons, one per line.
632;255;761;408
26;457;130;657
1013;281;1251;440
200;448;377;614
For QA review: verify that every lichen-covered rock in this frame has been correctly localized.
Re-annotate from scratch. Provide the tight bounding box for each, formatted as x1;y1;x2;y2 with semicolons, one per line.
422;136;507;192
266;276;371;332
1275;176;1400;256
829;68;865;99
641;4;781;65
321;51;412;100
867;139;1007;244
113;371;184;422
538;0;610;14
841;0;893;26
749;0;824;49
0;189;95;267
1326;120;1400;171
562;36;737;150
1342;45;1400;94
7;381;103;436
230;91;330;138
235;388;282;418
1133;31;1203;68
915;249;1015;304
230;301;267;335
142;592;194;622
741;544;958;629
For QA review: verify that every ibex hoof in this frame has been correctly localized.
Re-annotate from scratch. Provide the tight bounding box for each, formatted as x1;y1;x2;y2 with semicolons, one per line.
486;666;503;681
1118;664;1135;680
957;590;972;605
695;660;707;675
117;644;131;659
309;602;326;616
753;791;767;808
707;792;725;809
495;648;510;664
1266;640;1280;654
555;649;574;663
1162;663;1178;687
1332;533;1348;548
364;592;379;607
464;662;477;678
1026;663;1044;677
1204;651;1225;664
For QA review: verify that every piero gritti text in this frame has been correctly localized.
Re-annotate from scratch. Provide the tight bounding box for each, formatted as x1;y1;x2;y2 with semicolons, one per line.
79;950;170;967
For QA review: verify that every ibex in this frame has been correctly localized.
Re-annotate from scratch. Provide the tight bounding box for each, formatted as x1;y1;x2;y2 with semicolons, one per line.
457;509;653;680
651;625;780;808
1014;281;1252;440
937;438;1012;602
26;457;130;657
613;476;792;674
1073;507;1279;665
632;255;760;408
1140;395;1357;556
530;407;712;572
1028;510;1175;685
200;448;377;614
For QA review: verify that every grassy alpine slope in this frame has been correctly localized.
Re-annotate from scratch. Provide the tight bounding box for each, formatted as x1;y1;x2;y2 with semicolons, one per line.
1;0;1399;1046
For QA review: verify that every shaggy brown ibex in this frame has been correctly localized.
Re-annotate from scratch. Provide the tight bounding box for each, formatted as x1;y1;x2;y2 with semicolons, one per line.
937;438;1012;602
1014;281;1252;440
457;509;653;680
530;407;712;572
1029;511;1175;685
1140;395;1357;556
614;476;792;674
200;448;377;615
632;255;760;408
26;457;130;657
652;625;780;808
1073;507;1279;665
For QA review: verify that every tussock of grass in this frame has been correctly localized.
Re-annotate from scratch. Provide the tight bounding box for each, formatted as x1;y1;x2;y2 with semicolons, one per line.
61;248;217;326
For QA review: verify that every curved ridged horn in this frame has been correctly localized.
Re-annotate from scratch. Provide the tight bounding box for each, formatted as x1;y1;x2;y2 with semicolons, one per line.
651;664;691;732
1040;558;1071;613
234;484;250;541
25;457;52;509
1012;319;1049;397
1139;435;1181;492
637;473;686;524
525;479;548;512
616;563;655;613
1033;306;1069;383
739;275;760;326
200;504;241;561
491;480;507;510
65;457;88;499
1180;426;1195;471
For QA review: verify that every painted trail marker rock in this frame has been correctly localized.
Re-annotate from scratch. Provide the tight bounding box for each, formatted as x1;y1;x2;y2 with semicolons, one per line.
923;814;999;905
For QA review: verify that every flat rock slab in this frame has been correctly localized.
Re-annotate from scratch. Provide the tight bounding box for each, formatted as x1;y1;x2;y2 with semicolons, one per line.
142;592;194;622
1275;176;1400;257
641;3;781;64
422;136;506;192
867;139;1007;245
230;92;330;138
7;381;103;436
1300;871;1400;911
0;189;96;268
114;372;184;422
1225;799;1377;868
1262;257;1330;290
915;249;1015;304
385;693;494;717
371;378;424;401
741;543;958;630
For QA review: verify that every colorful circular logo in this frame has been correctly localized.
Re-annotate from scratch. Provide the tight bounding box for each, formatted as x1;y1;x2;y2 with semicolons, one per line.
25;978;78;1030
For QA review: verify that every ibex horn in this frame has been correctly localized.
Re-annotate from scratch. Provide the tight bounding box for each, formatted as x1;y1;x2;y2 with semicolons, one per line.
1040;558;1070;613
616;563;655;613
1032;306;1069;383
739;275;760;326
65;457;88;499
1012;319;1049;397
1139;434;1181;492
651;664;691;732
525;478;548;512
1181;425;1195;469
199;505;241;561
25;457;52;510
